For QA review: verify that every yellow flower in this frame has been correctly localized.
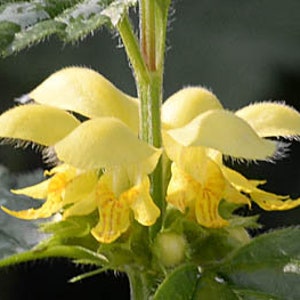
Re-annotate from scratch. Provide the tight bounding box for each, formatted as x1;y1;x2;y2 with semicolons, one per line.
162;87;300;227
0;67;161;243
29;66;139;132
166;147;249;228
0;67;139;148
1;66;300;237
2;120;161;242
3;165;160;243
2;164;78;219
91;170;160;243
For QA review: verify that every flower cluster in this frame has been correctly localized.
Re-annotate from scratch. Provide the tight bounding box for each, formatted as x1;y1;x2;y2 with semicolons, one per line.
1;67;300;243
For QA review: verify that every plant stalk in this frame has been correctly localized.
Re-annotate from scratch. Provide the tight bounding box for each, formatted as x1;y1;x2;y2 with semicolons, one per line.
118;0;170;237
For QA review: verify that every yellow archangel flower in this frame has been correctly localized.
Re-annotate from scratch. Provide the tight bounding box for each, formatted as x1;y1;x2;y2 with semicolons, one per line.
162;87;300;227
0;67;161;243
1;67;300;237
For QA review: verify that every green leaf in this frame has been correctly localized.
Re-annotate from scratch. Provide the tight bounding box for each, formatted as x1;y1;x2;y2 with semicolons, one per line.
233;288;281;300
183;220;248;265
101;0;136;26
194;273;239;300
56;0;110;42
0;21;20;49
0;167;46;259
220;227;300;300
0;0;138;57
153;265;240;300
0;244;108;268
0;2;50;28
40;213;100;252
6;19;66;54
153;264;199;300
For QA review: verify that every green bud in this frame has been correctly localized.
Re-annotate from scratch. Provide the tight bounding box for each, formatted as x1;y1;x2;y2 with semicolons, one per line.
154;232;187;267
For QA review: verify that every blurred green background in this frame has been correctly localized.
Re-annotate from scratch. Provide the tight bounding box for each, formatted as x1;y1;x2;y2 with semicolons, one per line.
0;0;299;299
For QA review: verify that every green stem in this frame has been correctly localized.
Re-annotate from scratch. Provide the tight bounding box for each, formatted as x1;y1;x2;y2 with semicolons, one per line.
118;1;170;236
140;0;156;71
117;15;150;85
126;267;150;300
154;0;171;71
148;71;165;236
139;0;164;210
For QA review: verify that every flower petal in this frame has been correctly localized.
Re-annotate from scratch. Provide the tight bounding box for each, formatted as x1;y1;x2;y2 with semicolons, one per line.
194;158;228;228
127;177;160;226
2;193;62;219
162;87;222;129
2;165;77;220
63;171;98;205
63;192;97;218
222;166;258;193
55;117;161;171
166;163;198;212
168;110;277;160
0;104;80;146
167;161;228;228
223;184;251;206
30;67;139;132
222;166;300;211
236;102;300;138
91;179;131;243
11;179;50;199
251;192;300;211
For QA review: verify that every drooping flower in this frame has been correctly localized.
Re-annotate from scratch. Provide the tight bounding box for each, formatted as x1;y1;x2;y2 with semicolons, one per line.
161;87;300;227
0;67;161;243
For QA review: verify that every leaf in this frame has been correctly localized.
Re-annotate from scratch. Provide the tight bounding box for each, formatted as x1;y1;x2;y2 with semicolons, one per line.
153;265;238;300
102;0;136;26
6;20;66;54
0;0;138;57
220;227;300;300
233;289;281;300
0;167;47;259
0;244;108;268
183;220;248;265
40;213;100;252
194;273;239;300
153;264;199;300
56;0;110;42
0;21;20;49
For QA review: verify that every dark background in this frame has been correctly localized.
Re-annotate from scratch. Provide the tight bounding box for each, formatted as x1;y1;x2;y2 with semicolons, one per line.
0;0;299;299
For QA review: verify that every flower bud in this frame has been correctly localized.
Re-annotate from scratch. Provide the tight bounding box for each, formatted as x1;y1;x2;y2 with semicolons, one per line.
154;232;187;267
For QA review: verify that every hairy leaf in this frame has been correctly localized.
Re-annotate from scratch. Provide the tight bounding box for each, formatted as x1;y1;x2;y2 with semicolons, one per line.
194;273;239;300
0;167;46;259
220;227;300;300
153;264;199;300
0;0;137;56
0;244;107;268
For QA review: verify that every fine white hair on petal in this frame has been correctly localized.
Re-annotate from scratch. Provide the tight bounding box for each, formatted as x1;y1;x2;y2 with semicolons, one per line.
42;146;59;166
223;155;257;166
237;100;287;109
223;139;290;165
270;140;291;162
0;137;44;152
282;135;300;142
14;94;34;105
